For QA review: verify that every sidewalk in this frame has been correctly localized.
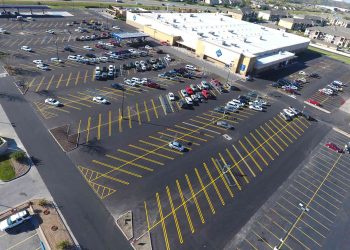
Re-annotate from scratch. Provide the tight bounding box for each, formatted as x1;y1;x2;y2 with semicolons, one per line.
0;103;51;212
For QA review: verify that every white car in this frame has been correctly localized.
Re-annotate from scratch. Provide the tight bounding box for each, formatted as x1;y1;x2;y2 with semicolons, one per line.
105;43;114;47
45;98;60;106
108;65;115;71
288;106;300;116
50;58;63;63
98;57;108;62
319;88;333;96
21;46;32;52
0;28;7;34
0;210;31;231
328;84;342;92
225;105;238;113
145;45;152;50
226;101;241;109
33;59;43;64
185;64;196;71
168;141;185;152
185;97;193;105
112;26;120;30
180;89;188;98
83;46;93;50
249;104;263;111
299;71;306;75
128;49;137;53
124;79;135;86
230;99;244;107
332;80;344;86
168;92;175;101
67;55;78;61
283;108;295;117
201;81;210;89
93;96;108;104
37;64;48;70
46;29;55;34
141;78;148;84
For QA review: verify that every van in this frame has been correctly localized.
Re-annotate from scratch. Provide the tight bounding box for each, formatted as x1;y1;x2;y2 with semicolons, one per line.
16;16;23;20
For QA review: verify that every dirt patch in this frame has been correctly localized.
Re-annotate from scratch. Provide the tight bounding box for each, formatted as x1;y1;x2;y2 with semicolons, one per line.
10;158;30;178
31;199;75;250
49;125;78;152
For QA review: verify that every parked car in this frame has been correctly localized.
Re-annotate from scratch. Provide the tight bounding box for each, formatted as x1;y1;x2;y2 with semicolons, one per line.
168;141;185;151
93;96;108;104
0;210;31;231
325;142;344;153
21;46;32;52
45;98;61;107
168;92;176;101
216;121;234;130
111;83;124;90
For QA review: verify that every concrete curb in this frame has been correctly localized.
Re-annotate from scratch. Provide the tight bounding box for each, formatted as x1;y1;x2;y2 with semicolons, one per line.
303;101;331;114
47;126;67;153
116;211;133;241
333;127;350;139
52;201;80;249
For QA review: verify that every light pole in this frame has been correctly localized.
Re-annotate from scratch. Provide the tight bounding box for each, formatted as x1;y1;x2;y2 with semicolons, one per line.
121;89;125;119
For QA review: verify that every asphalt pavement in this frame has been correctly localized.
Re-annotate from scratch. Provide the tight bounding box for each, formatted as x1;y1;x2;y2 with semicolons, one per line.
0;76;131;250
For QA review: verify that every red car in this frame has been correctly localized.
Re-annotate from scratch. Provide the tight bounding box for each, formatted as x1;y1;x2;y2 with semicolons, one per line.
326;142;344;153
201;89;211;99
160;41;170;46
109;40;120;46
185;86;194;95
307;98;321;106
95;44;104;49
285;88;296;94
145;82;160;89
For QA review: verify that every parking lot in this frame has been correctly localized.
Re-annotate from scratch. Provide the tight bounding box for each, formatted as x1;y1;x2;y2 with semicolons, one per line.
2;8;350;250
0;217;41;250
234;129;350;250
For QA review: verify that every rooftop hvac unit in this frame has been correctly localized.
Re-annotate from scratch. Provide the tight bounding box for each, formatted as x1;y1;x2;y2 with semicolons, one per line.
190;14;195;17
173;19;177;23
157;14;161;19
282;32;287;37
244;38;247;43
192;27;197;31
222;41;230;46
261;27;266;30
197;32;204;36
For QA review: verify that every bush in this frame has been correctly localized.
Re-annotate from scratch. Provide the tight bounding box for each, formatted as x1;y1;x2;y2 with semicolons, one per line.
38;198;49;207
10;151;26;161
57;240;71;250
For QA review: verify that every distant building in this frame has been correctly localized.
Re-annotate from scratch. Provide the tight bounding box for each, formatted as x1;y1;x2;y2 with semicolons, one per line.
304;15;327;27
278;18;314;31
329;17;350;28
227;7;257;21
258;10;288;22
106;6;151;18
305;26;350;48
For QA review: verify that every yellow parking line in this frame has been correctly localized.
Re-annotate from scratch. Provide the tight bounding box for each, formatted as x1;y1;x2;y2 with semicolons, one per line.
144;201;150;230
105;154;154;172
279;116;302;136
291;118;304;133
140;139;183;155
185;175;205;224
136;103;141;125
84;70;89;83
255;129;279;156
126;106;131;128
144;101;150;122
176;180;195;233
96;113;101;140
128;145;174;160
75;71;81;85
232;144;256;177
35;76;45;92
211;157;234;197
56;73;64;88
166;186;184;244
269;120;293;143
57;96;91;108
217;153;242;191
250;133;274;160
239;141;262;172
203;163;225;205
151;99;159;119
118;149;164;165
256;221;293;250
244;136;268;166
157;132;197;147
86;116;91;143
203;113;239;124
93;160;143;177
176;101;181;110
188;118;226;132
225;149;248;185
77;119;81;136
156;193;170;250
28;78;36;88
195;168;216;214
175;124;215;138
167;128;207;142
118;108;122;133
45;74;55;91
265;123;288;147
274;117;296;140
66;72;72;86
260;126;284;151
108;111;112;137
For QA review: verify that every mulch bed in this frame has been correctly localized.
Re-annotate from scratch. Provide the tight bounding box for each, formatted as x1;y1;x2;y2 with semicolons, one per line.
49;125;78;152
10;158;30;178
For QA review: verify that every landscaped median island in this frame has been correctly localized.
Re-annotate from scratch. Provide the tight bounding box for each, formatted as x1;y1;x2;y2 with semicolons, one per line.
308;46;350;65
0;137;30;182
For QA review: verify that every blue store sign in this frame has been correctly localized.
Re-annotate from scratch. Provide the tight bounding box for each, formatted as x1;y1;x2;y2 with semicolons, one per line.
240;64;246;71
216;49;222;57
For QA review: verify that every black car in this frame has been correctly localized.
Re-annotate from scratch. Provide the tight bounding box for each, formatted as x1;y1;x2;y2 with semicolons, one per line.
179;99;188;109
238;95;249;104
85;53;96;58
122;64;129;70
309;73;320;78
63;46;74;52
111;83;124;90
214;106;229;114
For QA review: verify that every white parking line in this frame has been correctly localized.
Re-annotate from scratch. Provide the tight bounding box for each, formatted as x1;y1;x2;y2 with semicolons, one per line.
182;122;220;134
7;233;38;250
303;101;331;114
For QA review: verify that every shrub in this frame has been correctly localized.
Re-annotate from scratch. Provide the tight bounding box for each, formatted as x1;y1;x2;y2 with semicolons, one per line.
57;240;71;250
38;198;49;207
10;151;26;161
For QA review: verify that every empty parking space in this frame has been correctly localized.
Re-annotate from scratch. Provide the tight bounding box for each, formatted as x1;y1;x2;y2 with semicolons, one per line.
235;130;350;250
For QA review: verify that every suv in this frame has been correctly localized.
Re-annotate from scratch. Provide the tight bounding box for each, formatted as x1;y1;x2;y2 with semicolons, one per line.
0;210;31;231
